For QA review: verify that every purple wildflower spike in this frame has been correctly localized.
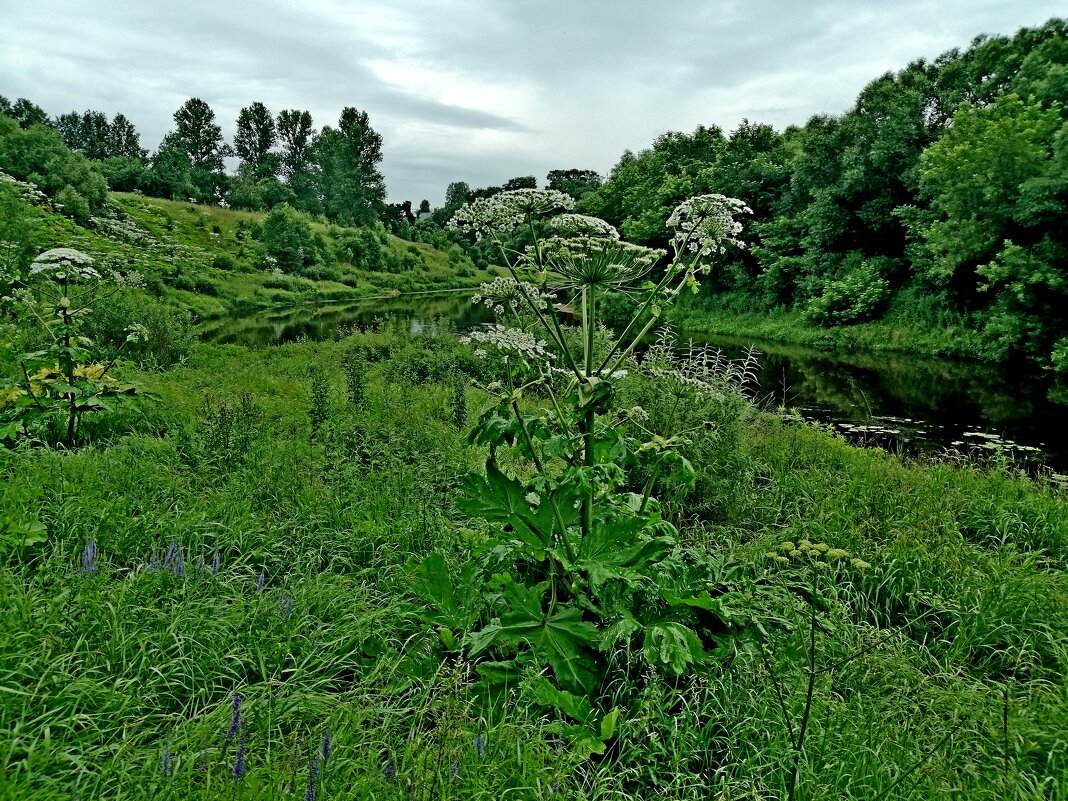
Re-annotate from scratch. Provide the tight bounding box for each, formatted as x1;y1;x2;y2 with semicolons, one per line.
304;754;320;801
321;731;332;762
255;571;265;592
227;694;241;742
384;757;395;782
475;732;483;758
161;749;172;777
211;550;220;575
81;542;98;574
233;728;247;780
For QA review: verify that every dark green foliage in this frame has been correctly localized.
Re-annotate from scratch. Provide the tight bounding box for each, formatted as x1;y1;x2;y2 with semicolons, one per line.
256;204;320;272
580;18;1068;369
307;365;330;437
315;107;386;227
0;115;108;218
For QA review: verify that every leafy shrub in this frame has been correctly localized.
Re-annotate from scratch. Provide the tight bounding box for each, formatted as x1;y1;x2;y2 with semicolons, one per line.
804;253;891;325
81;291;194;368
333;227;385;271
257;204;320;272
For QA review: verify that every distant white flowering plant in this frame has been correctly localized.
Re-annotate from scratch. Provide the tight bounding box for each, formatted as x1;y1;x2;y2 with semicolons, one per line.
1;247;151;447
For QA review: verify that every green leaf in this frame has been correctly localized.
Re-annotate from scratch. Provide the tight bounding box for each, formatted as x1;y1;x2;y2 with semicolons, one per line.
600;707;620;740
643;622;706;676
458;462;554;554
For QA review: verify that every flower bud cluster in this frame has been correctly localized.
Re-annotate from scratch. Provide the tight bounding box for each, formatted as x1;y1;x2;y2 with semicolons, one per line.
765;539;871;571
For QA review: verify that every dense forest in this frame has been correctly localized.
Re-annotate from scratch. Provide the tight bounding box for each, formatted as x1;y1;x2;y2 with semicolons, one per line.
420;19;1068;371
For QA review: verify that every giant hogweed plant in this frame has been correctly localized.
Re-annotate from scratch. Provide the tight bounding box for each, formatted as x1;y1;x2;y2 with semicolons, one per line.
410;189;754;750
0;248;149;447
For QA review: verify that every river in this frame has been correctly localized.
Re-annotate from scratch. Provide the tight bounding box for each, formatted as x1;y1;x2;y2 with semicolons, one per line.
199;293;1068;474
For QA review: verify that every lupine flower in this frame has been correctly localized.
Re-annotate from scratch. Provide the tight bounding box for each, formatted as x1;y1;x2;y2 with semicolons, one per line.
384;756;396;782
255;571;265;592
227;694;242;742
196;555;204;575
475;732;484;758
233;728;247;780
161;749;172;777
211;551;220;575
321;731;332;762
451;761;459;781
164;542;178;567
81;542;98;574
304;754;320;801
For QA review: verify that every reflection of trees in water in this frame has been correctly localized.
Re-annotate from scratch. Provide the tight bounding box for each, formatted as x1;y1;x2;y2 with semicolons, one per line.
201;294;493;347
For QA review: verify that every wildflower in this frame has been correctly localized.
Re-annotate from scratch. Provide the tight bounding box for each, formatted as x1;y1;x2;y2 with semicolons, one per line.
255;571;265;592
460;324;554;363
826;548;850;560
384;756;396;782
448;189;574;241
471;276;549;317
227;694;242;742
305;754;320;801
321;731;332;762
29;248;101;281
233;727;247;780
666;194;751;267
475;732;484;758
161;749;172;777
211;550;220;575
851;558;872;571
539;236;664;292
81;541;98;574
451;761;460;781
548;213;620;239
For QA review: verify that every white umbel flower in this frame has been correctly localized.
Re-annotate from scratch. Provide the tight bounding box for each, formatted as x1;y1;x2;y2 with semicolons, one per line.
448;189;575;240
666;194;752;268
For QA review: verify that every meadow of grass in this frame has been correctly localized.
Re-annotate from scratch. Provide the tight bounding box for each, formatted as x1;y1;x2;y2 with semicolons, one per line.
1;327;1065;800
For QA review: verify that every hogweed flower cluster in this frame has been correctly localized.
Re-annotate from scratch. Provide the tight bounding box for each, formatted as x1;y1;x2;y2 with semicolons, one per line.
548;213;620;239
460;324;554;363
447;189;574;241
765;539;871;571
537;236;665;292
471;276;549;318
667;194;752;264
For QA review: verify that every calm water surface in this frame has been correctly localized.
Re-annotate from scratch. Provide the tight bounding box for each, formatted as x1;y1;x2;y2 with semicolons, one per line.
200;294;1068;472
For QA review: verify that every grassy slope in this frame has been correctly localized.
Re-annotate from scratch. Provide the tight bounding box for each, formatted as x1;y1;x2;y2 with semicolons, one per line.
16;191;497;320
1;332;1065;799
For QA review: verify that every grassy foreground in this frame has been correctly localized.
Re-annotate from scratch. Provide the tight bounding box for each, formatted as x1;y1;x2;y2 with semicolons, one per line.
1;330;1066;800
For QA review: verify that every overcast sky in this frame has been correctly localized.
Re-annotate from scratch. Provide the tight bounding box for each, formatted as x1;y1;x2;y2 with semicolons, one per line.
1;1;1062;205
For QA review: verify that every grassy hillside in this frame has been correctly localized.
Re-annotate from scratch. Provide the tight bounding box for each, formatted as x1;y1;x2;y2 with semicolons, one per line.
5;183;497;320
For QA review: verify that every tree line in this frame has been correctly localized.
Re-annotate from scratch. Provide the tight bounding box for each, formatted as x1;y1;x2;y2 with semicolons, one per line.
572;18;1067;371
415;18;1066;371
0;96;387;227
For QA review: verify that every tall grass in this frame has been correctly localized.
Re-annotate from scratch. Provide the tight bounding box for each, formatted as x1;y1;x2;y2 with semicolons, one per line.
1;334;1065;799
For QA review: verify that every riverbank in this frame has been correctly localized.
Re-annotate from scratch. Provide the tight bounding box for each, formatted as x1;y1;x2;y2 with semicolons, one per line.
671;303;996;362
1;331;1065;799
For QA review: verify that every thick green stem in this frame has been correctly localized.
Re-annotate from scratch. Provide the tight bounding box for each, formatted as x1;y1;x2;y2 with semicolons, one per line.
638;465;661;514
510;399;577;565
